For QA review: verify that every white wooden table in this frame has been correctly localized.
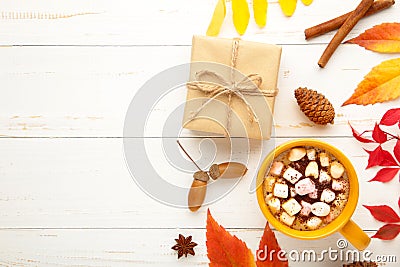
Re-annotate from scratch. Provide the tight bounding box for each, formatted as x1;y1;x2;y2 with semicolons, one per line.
0;0;399;266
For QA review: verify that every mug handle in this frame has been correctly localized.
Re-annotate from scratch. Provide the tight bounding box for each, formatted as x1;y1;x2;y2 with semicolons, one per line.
339;219;371;250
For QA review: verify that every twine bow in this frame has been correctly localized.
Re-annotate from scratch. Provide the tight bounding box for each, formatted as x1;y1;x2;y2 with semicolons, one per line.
186;39;278;132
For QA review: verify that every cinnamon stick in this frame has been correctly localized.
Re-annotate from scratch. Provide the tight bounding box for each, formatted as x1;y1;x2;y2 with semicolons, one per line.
305;0;395;40
318;0;374;68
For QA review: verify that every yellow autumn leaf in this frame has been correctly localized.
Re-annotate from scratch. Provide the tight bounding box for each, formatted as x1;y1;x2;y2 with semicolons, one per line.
206;0;226;36
342;58;400;106
279;0;297;17
232;0;250;35
253;0;268;28
301;0;313;6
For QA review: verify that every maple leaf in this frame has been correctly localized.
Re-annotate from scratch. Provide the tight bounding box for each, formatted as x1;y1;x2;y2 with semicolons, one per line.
379;108;400;126
363;205;400;223
206;209;256;267
346;23;400;53
372;123;387;143
372;224;400;240
342;58;400;106
256;223;288;267
364;145;398;169
394;140;400;163
369;167;400;183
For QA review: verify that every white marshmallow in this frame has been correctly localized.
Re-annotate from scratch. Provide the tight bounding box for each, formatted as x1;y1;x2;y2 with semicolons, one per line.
288;147;307;162
319;170;332;184
307;149;316;160
305;161;319;179
273;183;289;198
267;197;281;214
311;202;331;217
283;167;302;184
307;217;323;230
332;179;346;191
330;161;345;179
280;211;296;226
282;198;302;216
319;152;330;167
320;189;336;203
270;161;284;176
263;176;276;193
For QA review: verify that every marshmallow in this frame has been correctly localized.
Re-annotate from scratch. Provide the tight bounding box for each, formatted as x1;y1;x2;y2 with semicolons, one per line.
319;170;332;184
263;176;276;193
267;197;281;214
273;183;289;198
280;211;296;226
283;167;302;184
319;152;330;167
288;147;307;162
324;212;336;224
308;188;318;199
295;178;316;195
307;217;323;230
282;198;302;216
311;202;331;217
270;161;284;176
305;161;319;179
307;149;316;160
330;161;345;179
320;189;336;203
300;200;312;216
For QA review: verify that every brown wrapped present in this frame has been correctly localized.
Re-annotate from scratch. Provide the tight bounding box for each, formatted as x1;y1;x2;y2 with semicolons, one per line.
182;35;282;140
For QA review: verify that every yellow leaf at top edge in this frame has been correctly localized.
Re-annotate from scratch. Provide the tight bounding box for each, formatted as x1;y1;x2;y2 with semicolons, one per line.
301;0;313;6
253;0;268;28
279;0;297;17
206;0;226;36
232;0;250;35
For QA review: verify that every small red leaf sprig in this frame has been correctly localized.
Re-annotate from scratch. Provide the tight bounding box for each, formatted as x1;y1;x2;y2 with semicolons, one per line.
350;108;400;240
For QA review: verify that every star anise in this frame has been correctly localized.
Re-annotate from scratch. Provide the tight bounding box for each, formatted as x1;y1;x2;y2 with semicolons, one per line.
171;234;197;259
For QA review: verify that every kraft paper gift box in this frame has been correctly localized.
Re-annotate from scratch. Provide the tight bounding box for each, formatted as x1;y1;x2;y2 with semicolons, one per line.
182;35;282;140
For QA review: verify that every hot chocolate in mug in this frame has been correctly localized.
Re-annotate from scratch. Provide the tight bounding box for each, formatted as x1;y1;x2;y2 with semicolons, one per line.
256;139;370;250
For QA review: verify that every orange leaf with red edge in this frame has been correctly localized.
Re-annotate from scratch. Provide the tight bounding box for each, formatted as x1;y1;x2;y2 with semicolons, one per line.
256;223;288;267
346;23;400;53
206;209;256;267
342;58;400;106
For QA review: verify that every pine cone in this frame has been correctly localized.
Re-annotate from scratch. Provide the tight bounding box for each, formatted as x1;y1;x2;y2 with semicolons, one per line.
343;261;378;267
294;87;335;125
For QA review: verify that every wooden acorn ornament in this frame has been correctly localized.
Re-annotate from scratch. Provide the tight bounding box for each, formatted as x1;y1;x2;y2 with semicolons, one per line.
177;141;248;212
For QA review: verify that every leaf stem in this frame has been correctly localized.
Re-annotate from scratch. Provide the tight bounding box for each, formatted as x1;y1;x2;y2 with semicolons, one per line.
177;140;203;171
383;130;400;140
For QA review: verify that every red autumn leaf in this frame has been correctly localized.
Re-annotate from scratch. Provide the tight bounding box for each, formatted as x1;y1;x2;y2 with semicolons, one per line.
380;108;400;126
256;223;288;267
372;123;387;143
349;123;374;143
365;145;398;169
363;205;400;223
398;196;400;209
369;168;400;183
394;140;400;163
372;224;400;240
206;209;256;267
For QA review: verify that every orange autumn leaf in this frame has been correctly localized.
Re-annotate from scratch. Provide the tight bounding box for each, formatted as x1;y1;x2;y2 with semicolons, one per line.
342;58;400;106
206;209;256;267
256;223;288;267
346;23;400;53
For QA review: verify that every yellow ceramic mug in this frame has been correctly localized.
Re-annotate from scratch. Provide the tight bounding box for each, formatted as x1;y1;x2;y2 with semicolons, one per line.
256;139;370;250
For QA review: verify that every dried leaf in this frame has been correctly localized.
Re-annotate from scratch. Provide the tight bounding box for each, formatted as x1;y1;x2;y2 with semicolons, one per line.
394;140;400;163
279;0;297;17
206;209;256;267
342;58;400;106
232;0;250;35
380;108;400;126
346;23;400;53
364;145;398;169
256;223;288;267
301;0;313;6
363;205;400;223
372;123;388;143
253;0;268;28
349;123;374;143
369;168;400;182
206;0;226;36
372;224;400;240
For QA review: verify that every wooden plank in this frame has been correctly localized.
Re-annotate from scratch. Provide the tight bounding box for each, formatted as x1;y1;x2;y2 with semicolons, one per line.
0;0;398;45
0;137;398;229
0;45;398;137
0;229;398;266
